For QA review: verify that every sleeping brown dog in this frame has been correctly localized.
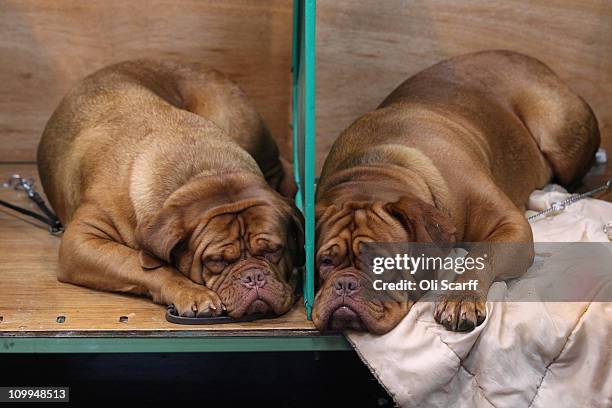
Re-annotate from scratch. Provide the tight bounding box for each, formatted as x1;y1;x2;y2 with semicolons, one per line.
313;50;600;333
38;59;304;318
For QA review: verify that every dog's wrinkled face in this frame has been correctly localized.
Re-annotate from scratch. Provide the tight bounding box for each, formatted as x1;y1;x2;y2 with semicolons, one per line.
182;204;303;317
137;180;304;318
313;196;455;334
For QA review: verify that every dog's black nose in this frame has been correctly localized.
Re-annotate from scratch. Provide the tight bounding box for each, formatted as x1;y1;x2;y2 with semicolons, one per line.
333;275;360;296
240;269;267;289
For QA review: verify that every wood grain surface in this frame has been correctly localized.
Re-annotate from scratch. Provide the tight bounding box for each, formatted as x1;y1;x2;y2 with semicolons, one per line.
0;0;293;162
0;164;316;336
316;0;612;172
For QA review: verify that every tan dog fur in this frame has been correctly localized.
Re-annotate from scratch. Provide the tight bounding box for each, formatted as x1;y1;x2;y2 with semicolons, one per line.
38;60;303;318
313;51;599;333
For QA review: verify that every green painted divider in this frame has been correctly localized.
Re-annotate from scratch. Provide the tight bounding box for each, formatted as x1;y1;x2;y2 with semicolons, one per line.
292;0;316;320
0;336;350;353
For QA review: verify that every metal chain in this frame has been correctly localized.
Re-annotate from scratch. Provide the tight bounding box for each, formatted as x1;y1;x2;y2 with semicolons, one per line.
528;179;611;223
3;174;37;196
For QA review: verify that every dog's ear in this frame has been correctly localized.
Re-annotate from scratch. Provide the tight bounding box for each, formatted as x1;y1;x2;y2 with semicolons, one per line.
136;207;185;269
385;197;456;244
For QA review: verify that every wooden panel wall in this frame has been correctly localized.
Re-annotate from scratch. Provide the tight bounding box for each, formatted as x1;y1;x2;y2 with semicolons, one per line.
0;0;292;162
317;0;612;171
3;1;611;169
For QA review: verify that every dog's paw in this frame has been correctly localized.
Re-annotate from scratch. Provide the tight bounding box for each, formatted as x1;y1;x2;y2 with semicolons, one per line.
167;284;224;318
433;293;486;331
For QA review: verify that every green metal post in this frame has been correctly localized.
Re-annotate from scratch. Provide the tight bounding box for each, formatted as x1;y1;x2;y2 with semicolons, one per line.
292;0;316;319
291;0;302;210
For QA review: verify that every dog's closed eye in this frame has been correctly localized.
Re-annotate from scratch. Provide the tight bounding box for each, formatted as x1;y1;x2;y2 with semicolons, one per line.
262;246;283;263
205;257;228;274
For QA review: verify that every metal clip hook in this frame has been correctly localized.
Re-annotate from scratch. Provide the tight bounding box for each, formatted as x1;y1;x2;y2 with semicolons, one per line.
3;174;36;197
3;174;23;188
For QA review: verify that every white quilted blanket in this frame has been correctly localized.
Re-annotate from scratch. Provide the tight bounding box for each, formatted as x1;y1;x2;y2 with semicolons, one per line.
346;186;612;408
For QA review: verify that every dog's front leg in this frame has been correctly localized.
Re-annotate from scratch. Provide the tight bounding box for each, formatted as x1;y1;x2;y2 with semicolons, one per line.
433;211;534;331
57;212;223;317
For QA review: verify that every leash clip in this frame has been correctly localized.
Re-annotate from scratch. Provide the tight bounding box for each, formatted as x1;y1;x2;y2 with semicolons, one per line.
3;174;36;197
49;224;65;236
1;174;64;235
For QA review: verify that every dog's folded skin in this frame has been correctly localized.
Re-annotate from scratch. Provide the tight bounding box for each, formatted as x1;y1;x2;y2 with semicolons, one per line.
313;50;600;334
37;60;304;318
